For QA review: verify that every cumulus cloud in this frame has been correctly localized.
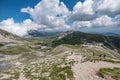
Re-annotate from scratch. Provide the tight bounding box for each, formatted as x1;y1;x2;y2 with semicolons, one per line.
0;18;41;36
0;18;28;36
72;15;120;33
69;0;120;21
21;0;70;29
69;0;97;21
94;0;120;15
69;0;120;34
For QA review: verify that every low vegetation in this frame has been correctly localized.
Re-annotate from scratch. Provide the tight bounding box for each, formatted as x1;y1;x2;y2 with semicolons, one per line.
0;46;30;55
97;67;120;80
0;43;4;47
0;69;20;80
0;45;74;80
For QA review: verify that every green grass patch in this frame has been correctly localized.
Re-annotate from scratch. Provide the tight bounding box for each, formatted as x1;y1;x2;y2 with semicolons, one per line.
0;46;30;55
50;65;73;80
103;59;120;63
0;43;4;47
97;67;120;80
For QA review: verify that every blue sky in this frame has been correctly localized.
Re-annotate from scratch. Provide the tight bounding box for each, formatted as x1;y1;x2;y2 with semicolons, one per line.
0;0;120;36
0;0;40;22
0;0;84;22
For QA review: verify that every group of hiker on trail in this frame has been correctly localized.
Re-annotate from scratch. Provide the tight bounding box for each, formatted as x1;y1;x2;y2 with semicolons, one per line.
92;52;106;63
69;51;106;64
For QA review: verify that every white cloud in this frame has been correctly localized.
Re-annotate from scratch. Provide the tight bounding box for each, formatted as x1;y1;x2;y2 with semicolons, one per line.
69;0;97;21
0;18;41;36
0;18;27;36
69;0;120;34
69;0;120;21
94;0;120;15
72;15;120;33
21;0;70;29
72;15;113;29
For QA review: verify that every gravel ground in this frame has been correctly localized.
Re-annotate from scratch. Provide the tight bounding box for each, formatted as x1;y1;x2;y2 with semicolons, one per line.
67;54;120;80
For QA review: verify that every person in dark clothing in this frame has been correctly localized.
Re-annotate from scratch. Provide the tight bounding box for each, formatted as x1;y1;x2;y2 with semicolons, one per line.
93;52;95;56
98;54;102;61
103;54;106;60
92;52;96;63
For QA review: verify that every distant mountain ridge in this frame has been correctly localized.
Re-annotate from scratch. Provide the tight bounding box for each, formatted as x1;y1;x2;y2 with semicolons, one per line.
90;32;120;37
103;33;120;37
27;30;61;37
52;31;120;52
26;29;120;38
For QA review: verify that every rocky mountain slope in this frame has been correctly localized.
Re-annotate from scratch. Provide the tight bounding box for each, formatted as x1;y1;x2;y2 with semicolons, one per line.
0;29;22;42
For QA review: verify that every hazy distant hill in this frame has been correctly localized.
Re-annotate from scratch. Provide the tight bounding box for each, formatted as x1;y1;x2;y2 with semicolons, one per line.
27;30;60;37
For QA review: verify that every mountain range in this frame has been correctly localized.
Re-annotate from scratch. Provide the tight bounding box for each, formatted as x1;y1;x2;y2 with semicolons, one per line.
0;29;120;52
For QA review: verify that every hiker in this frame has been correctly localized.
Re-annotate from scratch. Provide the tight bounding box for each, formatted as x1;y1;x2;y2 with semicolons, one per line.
99;54;102;57
71;51;73;55
97;54;101;62
103;54;106;60
92;52;96;63
93;52;95;56
93;59;96;63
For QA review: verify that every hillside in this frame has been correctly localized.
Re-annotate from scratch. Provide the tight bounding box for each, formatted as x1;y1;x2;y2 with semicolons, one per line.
52;31;120;52
0;29;22;42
